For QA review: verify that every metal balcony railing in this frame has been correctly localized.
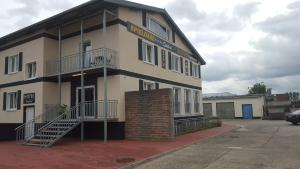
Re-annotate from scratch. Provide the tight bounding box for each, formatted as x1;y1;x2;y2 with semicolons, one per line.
46;47;117;76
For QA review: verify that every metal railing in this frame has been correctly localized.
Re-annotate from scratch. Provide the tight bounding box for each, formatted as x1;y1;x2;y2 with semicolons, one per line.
46;47;117;76
15;110;59;143
174;117;221;136
15;100;118;144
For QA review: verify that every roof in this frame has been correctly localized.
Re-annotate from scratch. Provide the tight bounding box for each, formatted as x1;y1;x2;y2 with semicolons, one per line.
203;94;265;101
0;0;206;65
203;92;237;98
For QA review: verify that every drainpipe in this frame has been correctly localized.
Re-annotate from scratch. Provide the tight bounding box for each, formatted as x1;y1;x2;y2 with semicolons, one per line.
80;20;85;141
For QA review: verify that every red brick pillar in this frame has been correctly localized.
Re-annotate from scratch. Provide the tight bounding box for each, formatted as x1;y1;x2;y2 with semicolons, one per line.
125;89;174;141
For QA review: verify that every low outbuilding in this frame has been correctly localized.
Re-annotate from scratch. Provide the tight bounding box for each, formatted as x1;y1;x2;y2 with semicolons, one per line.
203;94;265;119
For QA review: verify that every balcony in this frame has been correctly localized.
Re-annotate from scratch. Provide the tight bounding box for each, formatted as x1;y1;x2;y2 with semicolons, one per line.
46;47;117;76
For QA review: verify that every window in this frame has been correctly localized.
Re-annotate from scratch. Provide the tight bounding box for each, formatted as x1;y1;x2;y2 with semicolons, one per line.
191;63;199;77
142;41;154;64
143;81;155;90
147;16;170;41
161;49;166;69
184;89;191;114
171;54;181;72
6;92;18;111
173;88;181;114
8;54;19;74
26;62;36;79
194;91;200;113
185;60;189;76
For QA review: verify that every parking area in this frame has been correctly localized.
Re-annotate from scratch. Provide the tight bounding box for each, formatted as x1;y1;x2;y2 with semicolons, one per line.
133;120;300;169
0;124;235;169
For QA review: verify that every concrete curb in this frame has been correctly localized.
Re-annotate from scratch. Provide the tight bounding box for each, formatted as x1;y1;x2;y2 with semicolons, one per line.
119;125;238;169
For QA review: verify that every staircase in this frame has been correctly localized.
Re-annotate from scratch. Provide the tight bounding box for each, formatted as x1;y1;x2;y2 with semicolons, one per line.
15;104;81;147
15;100;118;147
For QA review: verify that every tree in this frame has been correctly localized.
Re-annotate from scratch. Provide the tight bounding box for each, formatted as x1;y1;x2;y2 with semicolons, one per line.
248;82;267;95
288;92;300;108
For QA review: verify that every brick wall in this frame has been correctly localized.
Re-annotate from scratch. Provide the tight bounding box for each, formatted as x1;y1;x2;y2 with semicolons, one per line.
125;89;174;141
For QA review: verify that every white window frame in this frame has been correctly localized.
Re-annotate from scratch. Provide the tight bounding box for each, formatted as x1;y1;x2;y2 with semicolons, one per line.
191;62;199;78
173;87;181;114
25;62;37;80
194;91;200;114
143;81;155;90
171;54;181;73
6;92;18;111
7;54;19;74
142;41;155;65
184;89;191;114
146;16;171;41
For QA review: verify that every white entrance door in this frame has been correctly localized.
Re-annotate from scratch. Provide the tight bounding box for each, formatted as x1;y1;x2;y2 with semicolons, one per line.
76;86;96;118
25;107;35;139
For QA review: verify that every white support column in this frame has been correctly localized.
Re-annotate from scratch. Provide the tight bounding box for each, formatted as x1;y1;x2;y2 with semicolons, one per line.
58;27;62;105
103;10;108;143
80;20;85;141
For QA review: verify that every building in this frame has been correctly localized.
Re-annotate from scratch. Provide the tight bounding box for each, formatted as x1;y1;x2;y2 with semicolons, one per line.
0;0;206;146
266;93;291;120
203;94;265;119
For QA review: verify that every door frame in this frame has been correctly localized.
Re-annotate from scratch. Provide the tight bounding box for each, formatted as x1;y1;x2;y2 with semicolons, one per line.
242;104;253;119
75;85;96;105
23;106;35;140
23;105;35;123
76;85;96;118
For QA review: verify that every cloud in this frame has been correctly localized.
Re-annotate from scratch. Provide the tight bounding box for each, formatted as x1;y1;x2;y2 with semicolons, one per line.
202;1;300;93
234;2;261;19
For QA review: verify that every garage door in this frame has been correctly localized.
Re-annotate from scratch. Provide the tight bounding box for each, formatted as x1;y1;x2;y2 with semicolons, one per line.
203;103;213;117
216;102;235;119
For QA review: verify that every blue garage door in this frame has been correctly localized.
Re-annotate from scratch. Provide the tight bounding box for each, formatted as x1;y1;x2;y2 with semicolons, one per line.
242;104;253;119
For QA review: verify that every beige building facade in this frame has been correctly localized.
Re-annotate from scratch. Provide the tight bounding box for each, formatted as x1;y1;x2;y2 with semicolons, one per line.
0;0;205;141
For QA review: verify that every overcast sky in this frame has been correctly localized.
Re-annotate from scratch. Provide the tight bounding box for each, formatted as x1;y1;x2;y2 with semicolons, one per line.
1;0;299;94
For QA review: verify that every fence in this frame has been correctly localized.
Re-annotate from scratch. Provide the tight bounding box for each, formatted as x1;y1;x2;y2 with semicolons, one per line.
174;116;222;136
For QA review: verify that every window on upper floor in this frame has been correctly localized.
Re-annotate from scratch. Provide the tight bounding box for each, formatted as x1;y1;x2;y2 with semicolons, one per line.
161;49;166;69
6;92;18;111
147;16;170;41
142;41;155;64
26;62;36;79
191;62;199;78
171;54;181;72
185;60;189;76
7;55;19;74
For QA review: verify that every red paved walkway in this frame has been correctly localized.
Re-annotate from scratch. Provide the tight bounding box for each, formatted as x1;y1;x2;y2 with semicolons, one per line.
0;124;236;169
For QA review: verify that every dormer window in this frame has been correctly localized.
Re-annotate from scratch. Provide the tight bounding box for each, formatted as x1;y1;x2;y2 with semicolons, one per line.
147;16;170;41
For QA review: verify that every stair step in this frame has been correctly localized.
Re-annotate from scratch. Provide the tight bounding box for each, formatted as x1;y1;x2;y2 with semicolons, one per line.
29;138;52;143
24;143;44;147
41;130;64;134
35;134;57;138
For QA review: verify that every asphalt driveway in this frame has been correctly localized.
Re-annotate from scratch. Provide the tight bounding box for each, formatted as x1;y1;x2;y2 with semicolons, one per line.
133;120;300;169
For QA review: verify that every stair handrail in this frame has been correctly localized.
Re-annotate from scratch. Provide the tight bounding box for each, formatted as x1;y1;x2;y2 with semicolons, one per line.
36;104;80;134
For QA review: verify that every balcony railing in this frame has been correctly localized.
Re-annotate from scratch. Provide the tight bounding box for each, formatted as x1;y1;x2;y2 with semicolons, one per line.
46;47;117;76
